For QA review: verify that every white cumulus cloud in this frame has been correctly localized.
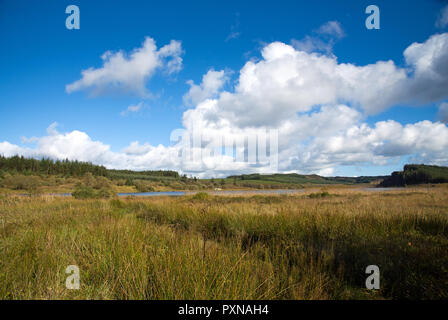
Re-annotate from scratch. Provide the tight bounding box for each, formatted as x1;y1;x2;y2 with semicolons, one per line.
197;32;448;129
3;32;448;177
66;37;183;97
183;69;229;106
0;124;182;172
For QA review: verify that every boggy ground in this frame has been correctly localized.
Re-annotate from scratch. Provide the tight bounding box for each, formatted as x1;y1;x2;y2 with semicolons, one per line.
1;185;447;299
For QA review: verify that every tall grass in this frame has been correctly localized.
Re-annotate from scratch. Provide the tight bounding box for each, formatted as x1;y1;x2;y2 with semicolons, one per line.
1;187;447;299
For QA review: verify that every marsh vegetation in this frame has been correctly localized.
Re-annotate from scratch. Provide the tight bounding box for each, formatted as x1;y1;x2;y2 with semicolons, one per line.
1;186;447;299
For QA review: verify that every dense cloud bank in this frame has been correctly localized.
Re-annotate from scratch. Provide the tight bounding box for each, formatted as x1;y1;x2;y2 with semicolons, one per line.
2;31;448;177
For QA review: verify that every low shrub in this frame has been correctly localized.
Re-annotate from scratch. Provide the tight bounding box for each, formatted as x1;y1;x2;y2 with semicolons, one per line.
308;191;331;199
72;186;96;199
94;176;112;189
192;192;210;200
133;180;155;192
96;187;114;198
72;186;115;199
1;174;41;192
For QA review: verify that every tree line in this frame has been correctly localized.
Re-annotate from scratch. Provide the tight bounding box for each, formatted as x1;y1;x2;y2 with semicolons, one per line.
0;155;108;177
380;164;448;187
0;155;180;179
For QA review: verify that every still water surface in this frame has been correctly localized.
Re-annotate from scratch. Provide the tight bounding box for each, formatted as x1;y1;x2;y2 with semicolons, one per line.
117;189;305;197
41;187;408;197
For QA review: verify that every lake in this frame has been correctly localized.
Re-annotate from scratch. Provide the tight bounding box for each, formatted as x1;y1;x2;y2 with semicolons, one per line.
117;189;305;197
357;187;407;192
26;187;410;197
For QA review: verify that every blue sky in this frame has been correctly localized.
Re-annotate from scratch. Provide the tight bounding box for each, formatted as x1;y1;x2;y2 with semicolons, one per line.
1;0;448;177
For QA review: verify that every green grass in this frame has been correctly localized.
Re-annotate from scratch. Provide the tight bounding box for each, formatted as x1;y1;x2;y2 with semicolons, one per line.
1;186;448;299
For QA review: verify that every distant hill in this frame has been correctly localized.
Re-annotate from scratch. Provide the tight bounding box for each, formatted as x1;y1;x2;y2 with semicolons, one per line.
107;169;179;180
0;155;387;186
379;164;448;187
6;155;446;189
226;173;387;186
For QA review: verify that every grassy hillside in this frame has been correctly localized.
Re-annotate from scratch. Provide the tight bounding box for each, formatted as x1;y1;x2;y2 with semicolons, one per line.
4;156;446;193
0;156;204;194
380;164;448;187
227;173;386;186
0;156;386;194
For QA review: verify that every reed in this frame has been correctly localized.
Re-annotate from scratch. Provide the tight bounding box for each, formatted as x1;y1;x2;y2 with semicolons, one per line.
1;186;447;299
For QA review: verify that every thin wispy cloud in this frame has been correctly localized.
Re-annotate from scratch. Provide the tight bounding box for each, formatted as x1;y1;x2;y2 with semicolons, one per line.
437;102;448;123
436;4;448;28
291;20;345;55
316;20;345;39
225;13;241;42
120;102;145;116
